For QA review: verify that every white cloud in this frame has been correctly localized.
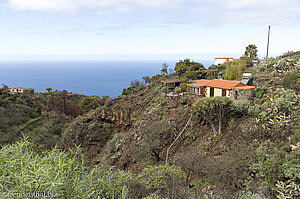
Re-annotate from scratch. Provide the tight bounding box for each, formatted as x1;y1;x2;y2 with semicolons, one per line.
3;0;300;25
4;0;185;13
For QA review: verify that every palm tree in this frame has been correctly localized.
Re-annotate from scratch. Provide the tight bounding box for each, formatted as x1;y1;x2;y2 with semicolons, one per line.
244;44;258;59
160;63;168;76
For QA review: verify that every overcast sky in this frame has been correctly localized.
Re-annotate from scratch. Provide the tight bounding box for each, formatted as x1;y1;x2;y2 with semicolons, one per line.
0;0;300;60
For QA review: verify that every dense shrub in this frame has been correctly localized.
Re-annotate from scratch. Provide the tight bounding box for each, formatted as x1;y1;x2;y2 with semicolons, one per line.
247;104;261;116
274;89;298;111
282;71;300;91
181;97;187;105
104;98;114;107
79;96;100;112
138;165;185;198
250;140;300;188
23;88;35;95
137;121;172;162
179;82;188;92
0;138;134;199
255;86;268;98
235;99;251;116
205;143;255;190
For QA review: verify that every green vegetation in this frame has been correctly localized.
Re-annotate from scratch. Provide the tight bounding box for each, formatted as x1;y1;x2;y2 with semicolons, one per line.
0;138;134;199
193;97;233;136
255;86;268;98
79;96;101;112
235;99;251;116
160;63;168;76
174;58;207;79
224;60;246;80
137;121;171;162
241;44;259;67
138;165;185;191
23;88;34;95
1;51;300;199
207;64;226;79
282;71;300;91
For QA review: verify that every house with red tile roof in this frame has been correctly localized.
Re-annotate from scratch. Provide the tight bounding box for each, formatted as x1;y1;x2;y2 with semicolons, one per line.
187;79;255;100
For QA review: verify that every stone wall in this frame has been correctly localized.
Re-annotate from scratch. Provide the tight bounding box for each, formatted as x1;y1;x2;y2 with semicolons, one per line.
229;88;254;101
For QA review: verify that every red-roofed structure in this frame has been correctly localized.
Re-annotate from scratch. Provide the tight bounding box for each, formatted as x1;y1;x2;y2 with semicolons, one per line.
187;79;256;100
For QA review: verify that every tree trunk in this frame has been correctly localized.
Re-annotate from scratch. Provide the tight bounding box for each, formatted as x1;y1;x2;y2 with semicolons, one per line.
218;117;222;135
218;108;222;135
202;114;217;136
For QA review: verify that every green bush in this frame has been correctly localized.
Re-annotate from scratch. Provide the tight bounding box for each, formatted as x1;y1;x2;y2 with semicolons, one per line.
104;98;114;107
282;71;300;91
251;140;300;188
122;87;133;95
274;89;298;112
235;99;250;116
248;104;261;116
0;138;134;199
23;88;35;95
138;165;185;190
255;86;268;98
79;96;100;111
182;97;187;105
180;83;187;92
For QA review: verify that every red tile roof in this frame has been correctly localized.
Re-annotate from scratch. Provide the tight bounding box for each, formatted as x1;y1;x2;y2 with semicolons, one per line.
234;86;256;90
187;79;212;87
188;79;253;90
206;79;246;89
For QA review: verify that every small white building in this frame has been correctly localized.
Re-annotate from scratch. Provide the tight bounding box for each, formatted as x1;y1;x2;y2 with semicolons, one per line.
214;57;241;65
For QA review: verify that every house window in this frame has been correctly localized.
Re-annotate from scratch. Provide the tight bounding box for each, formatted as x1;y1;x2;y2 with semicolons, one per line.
210;87;214;97
222;89;226;96
200;87;204;95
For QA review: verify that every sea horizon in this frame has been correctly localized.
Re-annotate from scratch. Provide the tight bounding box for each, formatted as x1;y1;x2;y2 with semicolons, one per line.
0;59;214;97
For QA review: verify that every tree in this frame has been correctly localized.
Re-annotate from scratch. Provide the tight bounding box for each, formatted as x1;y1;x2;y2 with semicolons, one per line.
244;44;258;59
142;76;151;85
241;44;258;67
161;63;168;76
46;88;52;93
2;84;8;91
142;121;171;162
23;88;34;95
193;97;233;136
224;60;246;80
174;58;207;79
130;79;142;88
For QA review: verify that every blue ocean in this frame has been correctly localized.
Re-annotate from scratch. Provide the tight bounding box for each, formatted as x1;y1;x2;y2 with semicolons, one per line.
0;60;213;97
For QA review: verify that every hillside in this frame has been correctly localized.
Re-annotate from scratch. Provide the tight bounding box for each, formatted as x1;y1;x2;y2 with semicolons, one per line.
0;51;299;199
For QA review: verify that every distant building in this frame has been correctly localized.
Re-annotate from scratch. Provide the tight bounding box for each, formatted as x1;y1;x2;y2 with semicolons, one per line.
160;79;183;92
9;87;24;94
214;57;240;65
187;79;255;100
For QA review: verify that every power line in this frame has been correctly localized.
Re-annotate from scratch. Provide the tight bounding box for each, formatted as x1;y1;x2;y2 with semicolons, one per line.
271;17;300;26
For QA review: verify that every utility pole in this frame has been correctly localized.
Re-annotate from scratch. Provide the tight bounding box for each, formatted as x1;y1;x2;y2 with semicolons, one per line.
266;26;271;58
